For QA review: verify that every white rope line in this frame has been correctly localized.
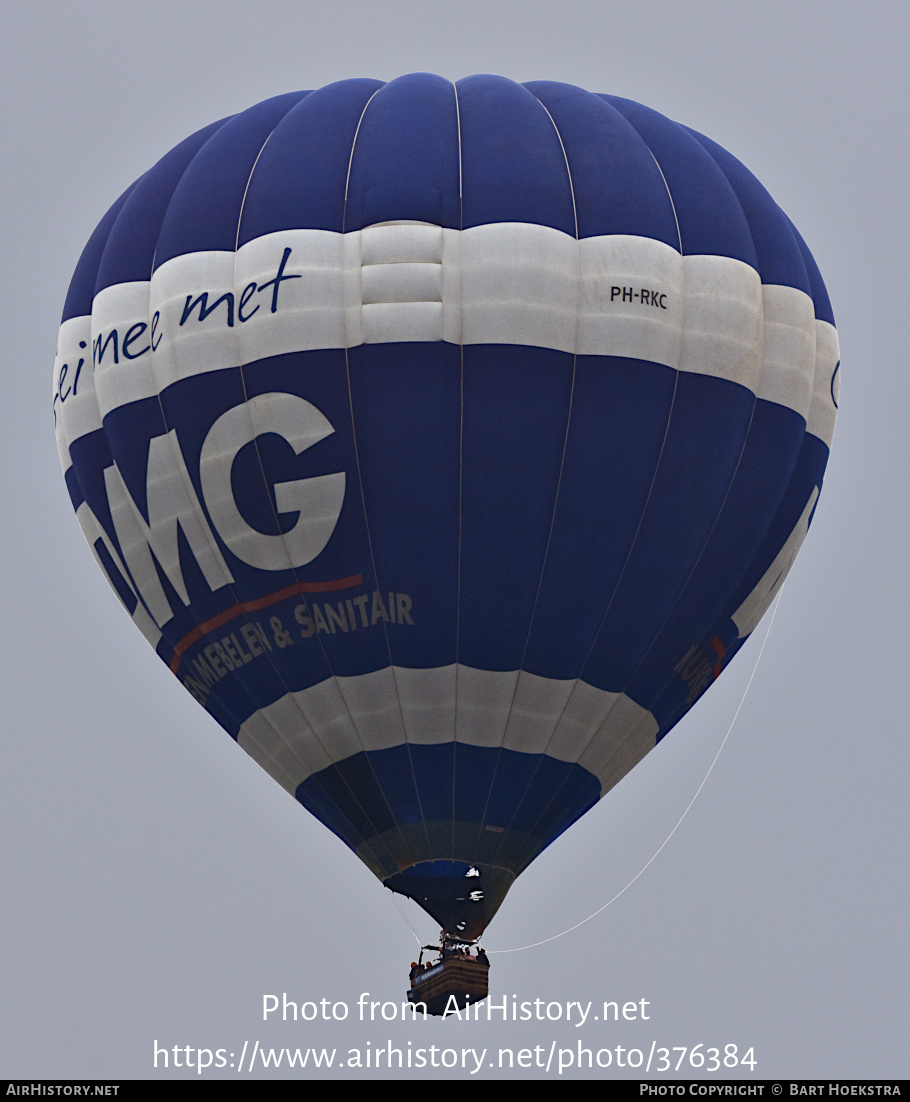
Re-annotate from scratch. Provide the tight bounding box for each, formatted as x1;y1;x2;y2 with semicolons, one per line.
389;890;424;948
492;584;786;954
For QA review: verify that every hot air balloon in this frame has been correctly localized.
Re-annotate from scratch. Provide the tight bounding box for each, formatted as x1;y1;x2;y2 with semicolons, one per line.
53;75;838;967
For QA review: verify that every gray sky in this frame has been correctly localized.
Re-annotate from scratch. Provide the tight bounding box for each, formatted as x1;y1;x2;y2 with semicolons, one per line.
2;0;907;1080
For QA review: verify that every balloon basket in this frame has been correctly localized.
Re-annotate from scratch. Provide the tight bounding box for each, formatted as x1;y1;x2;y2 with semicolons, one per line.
407;955;490;1017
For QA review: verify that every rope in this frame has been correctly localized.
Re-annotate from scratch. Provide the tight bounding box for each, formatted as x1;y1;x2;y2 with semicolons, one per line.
493;585;786;954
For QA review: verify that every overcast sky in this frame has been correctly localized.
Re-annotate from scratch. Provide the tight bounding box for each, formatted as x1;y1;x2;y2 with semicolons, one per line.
2;0;907;1081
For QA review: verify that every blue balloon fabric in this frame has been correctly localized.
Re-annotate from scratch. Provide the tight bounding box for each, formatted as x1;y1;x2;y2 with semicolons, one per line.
54;75;838;939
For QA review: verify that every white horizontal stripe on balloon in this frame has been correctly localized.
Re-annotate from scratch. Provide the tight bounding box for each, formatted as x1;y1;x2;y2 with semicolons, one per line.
577;235;682;362
676;255;763;390
92;281;161;418
394;665;456;744
359;222;452;345
458;223;578;351
238;692;335;790
359;222;445;266
579;698;659;794
361;260;443;303
806;320;839;449
148;252;240;401
236;664;658;797
70;224;834;446
757;285;816;418
54;315;100;468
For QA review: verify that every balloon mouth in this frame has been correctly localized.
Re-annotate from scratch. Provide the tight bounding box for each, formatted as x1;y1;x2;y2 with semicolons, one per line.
385;860;515;941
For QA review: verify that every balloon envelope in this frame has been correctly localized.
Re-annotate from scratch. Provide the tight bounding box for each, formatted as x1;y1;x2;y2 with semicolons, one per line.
53;75;838;939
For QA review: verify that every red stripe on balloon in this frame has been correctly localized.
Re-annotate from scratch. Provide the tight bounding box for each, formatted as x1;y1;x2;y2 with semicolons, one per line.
168;574;364;674
711;635;726;680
